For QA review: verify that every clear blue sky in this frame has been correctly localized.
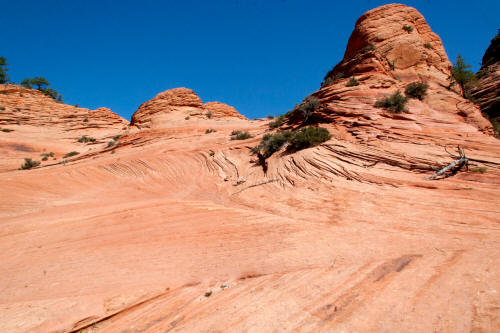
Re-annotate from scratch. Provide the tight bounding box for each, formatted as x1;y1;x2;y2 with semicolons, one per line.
1;0;498;120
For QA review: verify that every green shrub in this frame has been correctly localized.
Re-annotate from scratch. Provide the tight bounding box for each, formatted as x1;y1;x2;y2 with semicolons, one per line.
63;151;79;158
363;44;376;52
346;77;360;87
269;115;285;129
1;128;13;132
230;130;252;140
206;111;212;119
0;106;5;110
293;96;320;123
288;126;331;151
403;25;413;32
40;152;54;161
321;71;344;87
266;115;274;119
259;131;292;157
470;167;487;173
112;135;121;141
83;118;88;122
424;43;432;49
405;82;428;100
205;128;215;134
185;116;190;120
375;90;409;113
19;158;40;170
77;135;96;143
107;141;115;148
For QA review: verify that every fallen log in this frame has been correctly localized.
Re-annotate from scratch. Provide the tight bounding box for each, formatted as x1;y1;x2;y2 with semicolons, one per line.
426;145;468;180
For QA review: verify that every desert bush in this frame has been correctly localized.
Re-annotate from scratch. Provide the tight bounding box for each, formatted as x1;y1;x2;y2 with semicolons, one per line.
363;44;376;52
321;71;344;87
19;158;40;170
107;141;115;147
83;118;88;122
346;77;360;87
288;126;331;151
206;111;212;119
185;116;190;120
259;131;292;157
63;151;79;158
205;128;215;134
269;115;285;129
374;90;409;113
40;152;54;161
470;167;487;173
1;128;13;132
113;135;121;141
293;96;320;123
77;135;96;143
0;106;5;110
424;43;432;49
403;25;413;32
0;57;9;84
405;82;428;100
266;115;274;119
230;130;252;140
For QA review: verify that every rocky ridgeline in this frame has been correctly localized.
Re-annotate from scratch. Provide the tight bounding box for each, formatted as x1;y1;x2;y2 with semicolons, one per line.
0;84;128;130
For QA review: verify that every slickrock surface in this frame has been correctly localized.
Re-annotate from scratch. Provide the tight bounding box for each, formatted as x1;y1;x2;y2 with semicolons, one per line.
0;84;128;171
0;4;499;333
472;32;500;126
130;88;245;129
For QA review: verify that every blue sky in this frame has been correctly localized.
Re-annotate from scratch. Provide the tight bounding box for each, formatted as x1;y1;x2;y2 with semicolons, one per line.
1;0;498;120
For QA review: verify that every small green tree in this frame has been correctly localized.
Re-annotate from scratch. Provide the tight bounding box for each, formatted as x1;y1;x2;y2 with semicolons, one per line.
30;77;50;90
21;78;33;88
449;54;476;99
0;57;9;84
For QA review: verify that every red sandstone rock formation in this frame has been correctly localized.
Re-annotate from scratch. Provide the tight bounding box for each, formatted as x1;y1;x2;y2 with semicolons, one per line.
0;4;499;333
130;87;245;129
0;84;128;171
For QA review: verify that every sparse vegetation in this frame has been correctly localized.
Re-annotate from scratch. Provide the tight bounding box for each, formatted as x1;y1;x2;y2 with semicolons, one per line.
363;44;376;52
0;57;9;84
21;77;62;101
63;151;79;158
77;135;96;143
374;90;409;113
253;126;330;158
424;43;432;49
230;130;252;140
185;116;190;120
387;58;395;71
346;77;360;87
321;71;344;87
288;126;331;151
292;96;320;124
405;82;428;100
470;167;487;173
449;54;477;99
0;106;5;110
205;128;216;134
107;141;115;148
40;152;54;161
1;128;13;132
266;115;274;119
113;135;121;141
204;291;212;297
403;25;413;33
19;158;40;170
269;114;286;129
206;111;212;119
83;118;88;122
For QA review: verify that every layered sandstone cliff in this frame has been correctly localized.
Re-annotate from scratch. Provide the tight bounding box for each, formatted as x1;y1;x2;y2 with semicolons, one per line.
471;31;500;132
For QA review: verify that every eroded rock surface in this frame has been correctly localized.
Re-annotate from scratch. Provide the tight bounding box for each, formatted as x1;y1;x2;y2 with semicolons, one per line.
0;4;499;333
130;88;245;129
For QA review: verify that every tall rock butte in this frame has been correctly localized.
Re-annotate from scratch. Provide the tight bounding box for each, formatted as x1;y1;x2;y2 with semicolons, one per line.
0;4;499;333
130;87;246;129
309;3;492;137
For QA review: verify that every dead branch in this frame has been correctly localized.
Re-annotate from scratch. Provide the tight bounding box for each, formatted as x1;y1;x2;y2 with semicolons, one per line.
426;145;468;180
